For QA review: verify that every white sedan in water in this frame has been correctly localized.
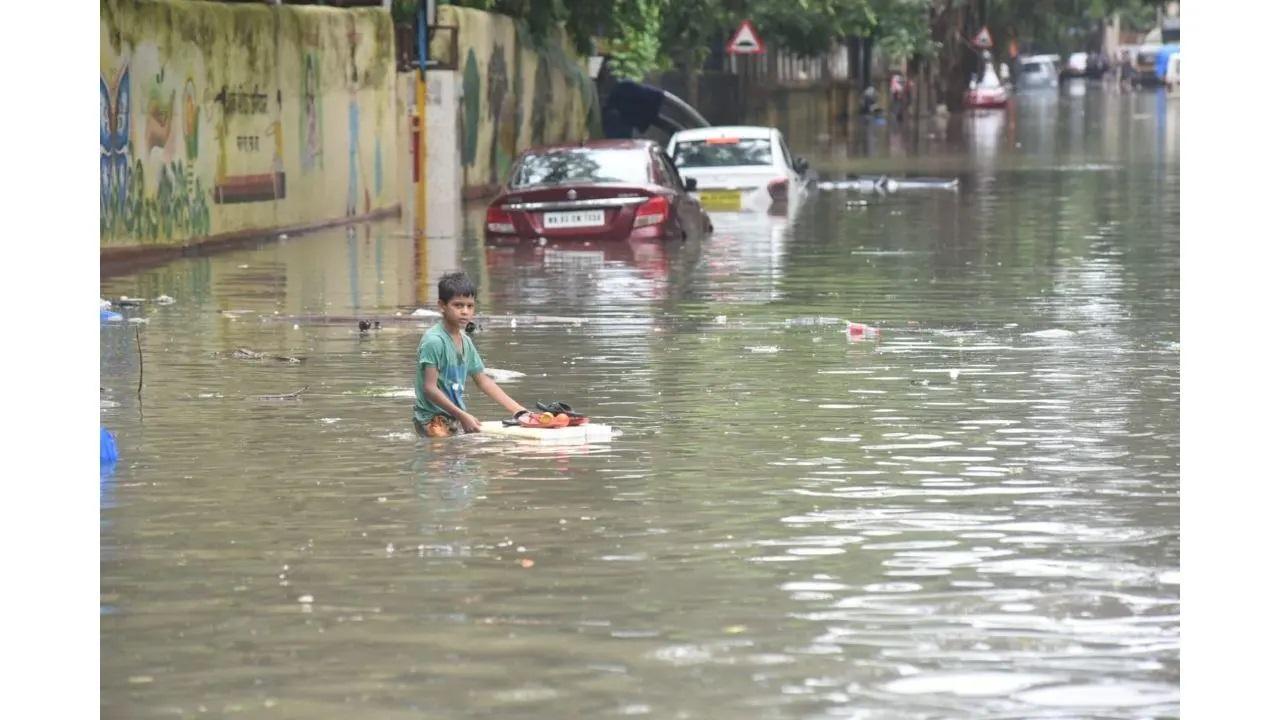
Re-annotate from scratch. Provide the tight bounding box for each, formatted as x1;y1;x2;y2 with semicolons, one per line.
667;126;811;215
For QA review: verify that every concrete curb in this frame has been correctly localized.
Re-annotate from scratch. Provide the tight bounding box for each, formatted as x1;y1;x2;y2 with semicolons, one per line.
100;206;401;278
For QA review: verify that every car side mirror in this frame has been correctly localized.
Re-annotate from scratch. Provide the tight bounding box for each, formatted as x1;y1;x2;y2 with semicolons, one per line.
795;157;809;174
683;177;697;192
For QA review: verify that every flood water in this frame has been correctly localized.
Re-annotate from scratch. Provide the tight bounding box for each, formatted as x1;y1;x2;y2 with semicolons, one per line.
101;82;1179;718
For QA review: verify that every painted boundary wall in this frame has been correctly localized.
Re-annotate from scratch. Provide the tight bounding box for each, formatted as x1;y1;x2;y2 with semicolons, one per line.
101;0;398;256
435;6;601;198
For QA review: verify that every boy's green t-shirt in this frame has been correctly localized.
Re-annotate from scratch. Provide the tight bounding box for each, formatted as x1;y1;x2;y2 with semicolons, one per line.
413;322;485;424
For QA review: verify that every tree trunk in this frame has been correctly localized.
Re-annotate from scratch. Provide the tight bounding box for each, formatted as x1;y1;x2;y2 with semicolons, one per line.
861;38;874;90
932;0;976;112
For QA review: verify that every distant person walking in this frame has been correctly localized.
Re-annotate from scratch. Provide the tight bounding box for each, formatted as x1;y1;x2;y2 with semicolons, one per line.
1117;51;1135;92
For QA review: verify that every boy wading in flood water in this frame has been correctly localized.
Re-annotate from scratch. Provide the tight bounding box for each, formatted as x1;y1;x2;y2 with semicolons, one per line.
413;272;528;437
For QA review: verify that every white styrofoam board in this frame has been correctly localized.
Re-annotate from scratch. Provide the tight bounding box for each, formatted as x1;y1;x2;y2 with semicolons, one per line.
479;421;613;444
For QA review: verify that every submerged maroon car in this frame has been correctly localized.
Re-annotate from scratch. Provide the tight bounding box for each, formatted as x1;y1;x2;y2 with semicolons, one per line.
485;139;712;244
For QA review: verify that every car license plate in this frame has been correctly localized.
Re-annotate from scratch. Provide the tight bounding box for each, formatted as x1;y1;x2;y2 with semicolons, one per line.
699;190;741;211
543;210;605;228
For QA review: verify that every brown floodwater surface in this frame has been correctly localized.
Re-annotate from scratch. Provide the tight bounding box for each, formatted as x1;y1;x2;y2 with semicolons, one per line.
101;83;1178;718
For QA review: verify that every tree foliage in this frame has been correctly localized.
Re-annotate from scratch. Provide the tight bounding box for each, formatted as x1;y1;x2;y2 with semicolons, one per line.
441;0;1162;78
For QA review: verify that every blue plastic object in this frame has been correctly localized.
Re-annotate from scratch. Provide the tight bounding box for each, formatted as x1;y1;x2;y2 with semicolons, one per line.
101;308;123;323
1155;44;1179;80
100;426;118;465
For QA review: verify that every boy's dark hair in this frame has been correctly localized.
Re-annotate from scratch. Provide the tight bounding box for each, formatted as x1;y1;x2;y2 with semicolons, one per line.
438;272;477;303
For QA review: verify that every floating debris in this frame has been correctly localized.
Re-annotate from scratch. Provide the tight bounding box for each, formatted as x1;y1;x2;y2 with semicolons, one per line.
847;322;880;340
154;295;175;305
1021;329;1076;339
785;316;846;327
257;386;309;401
232;347;304;363
484;368;526;382
410;308;441;318
746;346;781;354
818;176;959;193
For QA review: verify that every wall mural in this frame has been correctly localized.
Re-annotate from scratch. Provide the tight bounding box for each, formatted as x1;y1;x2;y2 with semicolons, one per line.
442;6;598;194
143;68;175;154
101;0;397;249
345;16;371;217
183;77;199;161
462;49;481;167
532;55;551;146
100;57;211;240
487;44;512;188
100;63;132;229
212;84;286;204
300;52;324;173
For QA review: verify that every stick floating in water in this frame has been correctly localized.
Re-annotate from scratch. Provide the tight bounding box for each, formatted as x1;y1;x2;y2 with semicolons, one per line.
257;386;310;401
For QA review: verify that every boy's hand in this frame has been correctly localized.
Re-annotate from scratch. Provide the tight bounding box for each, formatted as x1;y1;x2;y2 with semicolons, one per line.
458;412;483;433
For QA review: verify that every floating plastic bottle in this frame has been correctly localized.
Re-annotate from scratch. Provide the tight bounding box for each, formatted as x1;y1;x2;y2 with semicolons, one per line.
847;322;880;340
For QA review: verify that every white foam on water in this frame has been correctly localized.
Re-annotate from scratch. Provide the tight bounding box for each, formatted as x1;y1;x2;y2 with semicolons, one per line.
864;441;960;450
882;671;1061;697
787;547;846;556
1022;328;1076;339
780;581;850;592
483;367;526;382
1014;682;1179;708
862;582;923;593
896;455;996;463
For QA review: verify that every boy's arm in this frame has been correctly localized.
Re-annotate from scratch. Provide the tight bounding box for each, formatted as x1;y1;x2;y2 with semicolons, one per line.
472;372;527;417
422;365;482;432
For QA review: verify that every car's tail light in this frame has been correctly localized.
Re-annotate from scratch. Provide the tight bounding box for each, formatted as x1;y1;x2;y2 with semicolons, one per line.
634;196;669;228
486;205;516;234
768;177;789;202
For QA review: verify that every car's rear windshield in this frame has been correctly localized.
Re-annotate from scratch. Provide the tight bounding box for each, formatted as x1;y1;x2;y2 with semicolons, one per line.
509;148;651;188
671;138;773;168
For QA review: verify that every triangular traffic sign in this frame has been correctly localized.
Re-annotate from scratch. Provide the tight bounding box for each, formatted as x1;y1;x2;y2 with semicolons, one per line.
973;26;993;49
727;20;765;55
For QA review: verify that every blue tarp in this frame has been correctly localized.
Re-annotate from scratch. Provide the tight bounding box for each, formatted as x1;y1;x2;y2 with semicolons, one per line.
101;426;118;465
1155;44;1180;80
602;81;665;139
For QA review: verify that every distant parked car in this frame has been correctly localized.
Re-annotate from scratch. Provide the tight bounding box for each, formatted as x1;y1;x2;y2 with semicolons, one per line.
1164;52;1180;90
484;139;712;243
1017;54;1060;89
666;126;811;215
1063;52;1089;78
